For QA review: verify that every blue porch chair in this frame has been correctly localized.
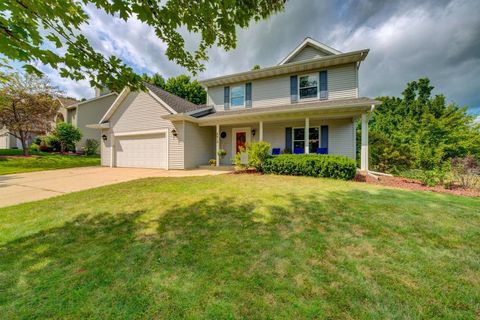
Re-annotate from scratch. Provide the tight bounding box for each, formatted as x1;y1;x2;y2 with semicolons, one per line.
271;148;281;155
316;147;328;154
293;147;304;154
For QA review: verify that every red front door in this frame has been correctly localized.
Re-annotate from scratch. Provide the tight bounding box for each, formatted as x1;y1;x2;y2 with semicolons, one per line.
236;132;247;153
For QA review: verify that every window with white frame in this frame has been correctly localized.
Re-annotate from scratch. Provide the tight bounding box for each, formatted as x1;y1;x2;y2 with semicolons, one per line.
299;74;318;99
292;127;320;151
230;85;245;107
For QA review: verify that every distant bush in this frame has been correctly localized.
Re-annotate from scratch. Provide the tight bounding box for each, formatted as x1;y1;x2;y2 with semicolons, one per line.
83;139;99;155
247;141;271;172
264;154;357;180
451;156;480;189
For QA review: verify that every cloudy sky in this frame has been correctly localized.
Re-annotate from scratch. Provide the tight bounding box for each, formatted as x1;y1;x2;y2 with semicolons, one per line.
42;0;480;114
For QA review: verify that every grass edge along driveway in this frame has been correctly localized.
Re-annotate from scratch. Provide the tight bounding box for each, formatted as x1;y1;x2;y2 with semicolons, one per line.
0;149;100;175
0;174;479;319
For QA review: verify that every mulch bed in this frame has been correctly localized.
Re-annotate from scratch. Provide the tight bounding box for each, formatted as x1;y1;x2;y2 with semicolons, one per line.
355;172;480;197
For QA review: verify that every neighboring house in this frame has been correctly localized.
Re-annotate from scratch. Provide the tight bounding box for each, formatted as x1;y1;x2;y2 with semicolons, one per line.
92;37;380;170
0;97;77;149
66;91;118;152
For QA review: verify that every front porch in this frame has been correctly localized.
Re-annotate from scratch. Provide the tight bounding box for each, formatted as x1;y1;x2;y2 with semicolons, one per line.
204;113;371;170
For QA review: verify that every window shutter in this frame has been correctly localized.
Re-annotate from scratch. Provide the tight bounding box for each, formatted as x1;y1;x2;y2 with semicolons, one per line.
224;86;230;110
321;125;329;149
319;71;328;100
245;82;252;108
285;127;292;152
290;76;298;103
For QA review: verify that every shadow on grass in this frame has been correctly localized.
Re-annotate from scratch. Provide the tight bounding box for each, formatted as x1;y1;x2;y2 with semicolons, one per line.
0;188;479;319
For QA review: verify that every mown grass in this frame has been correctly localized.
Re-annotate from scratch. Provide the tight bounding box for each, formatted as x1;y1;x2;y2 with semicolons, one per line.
0;175;479;319
0;149;100;175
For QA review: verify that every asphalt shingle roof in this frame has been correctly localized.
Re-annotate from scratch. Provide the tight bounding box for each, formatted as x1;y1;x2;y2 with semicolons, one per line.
144;82;205;114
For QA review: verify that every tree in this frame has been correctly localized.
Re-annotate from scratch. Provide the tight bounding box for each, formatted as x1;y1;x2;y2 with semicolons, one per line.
53;122;82;153
1;1;285;92
144;74;207;105
0;73;60;156
364;78;480;173
252;64;261;70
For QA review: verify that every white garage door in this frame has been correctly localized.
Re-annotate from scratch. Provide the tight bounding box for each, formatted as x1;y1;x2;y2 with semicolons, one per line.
115;133;167;169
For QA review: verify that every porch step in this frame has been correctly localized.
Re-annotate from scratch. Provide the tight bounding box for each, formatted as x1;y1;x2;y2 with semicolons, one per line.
198;165;235;171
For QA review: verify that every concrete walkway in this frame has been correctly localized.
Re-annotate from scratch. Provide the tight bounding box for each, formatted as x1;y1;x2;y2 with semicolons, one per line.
0;166;228;208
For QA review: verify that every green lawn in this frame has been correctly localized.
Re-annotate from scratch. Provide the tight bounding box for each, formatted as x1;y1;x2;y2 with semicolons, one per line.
0;175;479;319
0;149;100;175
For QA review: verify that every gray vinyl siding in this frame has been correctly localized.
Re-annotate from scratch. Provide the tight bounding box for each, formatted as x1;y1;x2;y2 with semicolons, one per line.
183;122;215;168
285;46;330;63
75;94;117;152
100;128;111;166
109;91;184;169
328;64;358;100
207;63;358;111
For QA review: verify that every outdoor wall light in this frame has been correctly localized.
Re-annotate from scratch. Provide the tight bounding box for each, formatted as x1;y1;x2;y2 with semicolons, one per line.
102;134;107;141
251;129;256;137
172;129;178;137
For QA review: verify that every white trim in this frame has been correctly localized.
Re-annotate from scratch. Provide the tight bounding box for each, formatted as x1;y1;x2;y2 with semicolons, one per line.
216;124;220;167
110;133;115;168
113;129;168;137
259;121;263;141
229;84;246;108
232;127;251;164
147;88;178;114
100;87;131;123
86;123;110;129
66;92;117;109
278;38;342;66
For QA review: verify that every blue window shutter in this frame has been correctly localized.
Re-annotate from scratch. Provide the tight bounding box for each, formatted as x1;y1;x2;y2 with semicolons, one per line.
224;86;230;110
290;76;298;103
321;125;329;149
285;127;292;151
245;82;252;108
319;71;328;100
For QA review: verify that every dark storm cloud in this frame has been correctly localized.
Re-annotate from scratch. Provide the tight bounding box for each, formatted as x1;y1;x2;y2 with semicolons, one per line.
45;0;480;114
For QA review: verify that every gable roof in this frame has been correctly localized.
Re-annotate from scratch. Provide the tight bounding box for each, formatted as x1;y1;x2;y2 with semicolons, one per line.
144;83;203;113
99;83;205;123
66;92;118;109
278;37;342;65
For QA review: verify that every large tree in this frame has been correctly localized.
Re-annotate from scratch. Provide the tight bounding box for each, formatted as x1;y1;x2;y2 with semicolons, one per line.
0;73;61;156
0;0;285;92
144;73;206;105
364;78;480;173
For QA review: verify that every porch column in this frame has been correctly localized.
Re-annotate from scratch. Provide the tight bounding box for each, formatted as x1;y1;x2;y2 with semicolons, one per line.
259;121;263;141
361;113;369;171
305;117;309;154
215;124;220;167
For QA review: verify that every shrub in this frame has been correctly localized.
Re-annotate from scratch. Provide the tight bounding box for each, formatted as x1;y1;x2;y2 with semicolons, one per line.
83;139;99;155
451;156;480;189
233;146;246;169
53;122;82;153
29;142;40;152
42;134;61;152
263;154;357;180
247;141;271;172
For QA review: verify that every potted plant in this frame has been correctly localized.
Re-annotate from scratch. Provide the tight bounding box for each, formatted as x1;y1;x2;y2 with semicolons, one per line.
217;149;227;159
209;159;216;166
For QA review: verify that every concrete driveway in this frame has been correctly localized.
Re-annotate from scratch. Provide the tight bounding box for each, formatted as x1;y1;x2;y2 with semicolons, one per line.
0;166;228;208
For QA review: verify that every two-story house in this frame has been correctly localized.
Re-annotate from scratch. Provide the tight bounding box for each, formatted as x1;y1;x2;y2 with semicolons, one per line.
92;38;379;170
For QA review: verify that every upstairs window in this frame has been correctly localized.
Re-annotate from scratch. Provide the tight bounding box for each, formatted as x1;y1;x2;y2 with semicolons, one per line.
299;74;318;99
230;85;245;107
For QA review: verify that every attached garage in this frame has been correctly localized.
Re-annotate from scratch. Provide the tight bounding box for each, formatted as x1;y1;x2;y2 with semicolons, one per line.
114;131;168;169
